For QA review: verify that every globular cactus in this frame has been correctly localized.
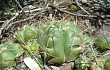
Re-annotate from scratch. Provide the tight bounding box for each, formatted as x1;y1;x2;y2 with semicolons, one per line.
0;42;22;69
39;21;93;64
16;26;38;43
96;33;110;51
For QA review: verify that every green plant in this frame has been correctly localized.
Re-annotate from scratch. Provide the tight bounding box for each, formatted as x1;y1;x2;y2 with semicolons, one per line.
15;25;43;69
96;34;110;51
26;41;39;52
0;26;39;69
0;21;95;69
0;42;22;68
39;21;94;64
16;26;38;43
97;53;110;70
104;58;110;70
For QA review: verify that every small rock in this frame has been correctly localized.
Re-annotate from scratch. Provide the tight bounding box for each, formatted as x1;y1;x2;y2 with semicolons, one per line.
60;62;74;70
24;57;41;70
51;66;60;70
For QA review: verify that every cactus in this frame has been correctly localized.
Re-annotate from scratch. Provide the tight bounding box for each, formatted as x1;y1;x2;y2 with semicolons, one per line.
96;34;110;51
0;42;22;68
16;26;38;43
39;21;93;64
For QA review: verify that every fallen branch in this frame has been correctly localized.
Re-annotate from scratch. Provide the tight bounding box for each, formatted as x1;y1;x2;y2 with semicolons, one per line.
48;4;110;18
0;7;46;38
48;4;96;17
75;0;90;15
0;21;5;23
103;23;110;26
6;9;46;30
3;8;44;16
0;13;19;35
24;8;44;13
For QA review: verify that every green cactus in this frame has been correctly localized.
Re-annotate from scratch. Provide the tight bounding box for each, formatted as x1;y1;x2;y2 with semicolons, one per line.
39;21;93;64
0;42;22;68
96;34;110;51
16;26;38;43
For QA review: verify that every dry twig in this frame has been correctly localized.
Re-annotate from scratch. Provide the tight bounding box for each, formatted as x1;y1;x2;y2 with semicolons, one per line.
75;0;90;15
0;7;46;37
48;4;96;17
6;9;46;30
15;0;25;13
0;13;19;35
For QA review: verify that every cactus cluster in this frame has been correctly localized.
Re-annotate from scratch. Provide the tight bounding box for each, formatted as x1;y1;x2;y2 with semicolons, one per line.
1;20;110;69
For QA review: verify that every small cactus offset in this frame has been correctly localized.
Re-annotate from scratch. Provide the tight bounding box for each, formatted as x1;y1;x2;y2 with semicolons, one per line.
16;25;38;43
0;42;22;68
39;21;93;64
96;33;110;51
